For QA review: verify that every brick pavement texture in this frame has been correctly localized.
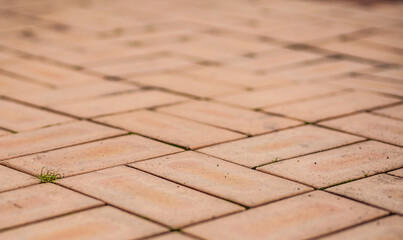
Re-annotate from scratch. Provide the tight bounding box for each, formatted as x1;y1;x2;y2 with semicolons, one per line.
0;0;402;239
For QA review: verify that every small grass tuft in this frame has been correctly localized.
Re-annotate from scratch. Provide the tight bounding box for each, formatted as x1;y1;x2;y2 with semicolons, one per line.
38;168;63;183
362;170;371;178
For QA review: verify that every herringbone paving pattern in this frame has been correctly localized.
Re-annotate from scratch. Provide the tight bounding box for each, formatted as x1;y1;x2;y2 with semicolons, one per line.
0;0;402;239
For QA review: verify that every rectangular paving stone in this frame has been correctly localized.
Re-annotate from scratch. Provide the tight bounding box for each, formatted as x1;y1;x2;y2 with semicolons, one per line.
52;90;187;118
319;215;403;240
0;99;73;132
0;121;125;160
0;165;38;193
0;183;102;230
328;174;403;214
389;168;403;178
216;83;344;109
3;135;181;177
264;91;399;122
159;101;301;135
374;104;403;120
185;191;387;240
133;151;312;207
132;73;241;98
97;110;244;149
199;125;363;167
259;141;403;188
58;166;243;227
0;73;48;96
0;206;167;240
321;113;403;146
11;81;138;107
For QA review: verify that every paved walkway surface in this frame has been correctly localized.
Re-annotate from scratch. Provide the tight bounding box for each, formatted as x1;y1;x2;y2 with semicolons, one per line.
0;0;402;239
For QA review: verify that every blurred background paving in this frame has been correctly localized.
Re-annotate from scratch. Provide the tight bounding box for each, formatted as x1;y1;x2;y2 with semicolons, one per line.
0;0;402;239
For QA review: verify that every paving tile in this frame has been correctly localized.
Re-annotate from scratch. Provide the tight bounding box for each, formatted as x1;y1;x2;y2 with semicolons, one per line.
52;90;187;118
0;58;100;87
259;141;403;188
3;135;181;177
0;99;72;132
148;233;196;240
0;121;125;160
264;91;399;122
319;215;403;240
0;206;166;240
328;174;403;214
199;125;363;167
321;113;403;146
0;73;49;96
185;191;387;240
0;165;38;193
330;76;403;97
374;104;403;120
133;151;312;206
10;81;138;107
97;110;244;149
132;73;241;98
216;83;344;109
0;183;101;230
389;168;403;178
58;166;243;227
159;101;301;135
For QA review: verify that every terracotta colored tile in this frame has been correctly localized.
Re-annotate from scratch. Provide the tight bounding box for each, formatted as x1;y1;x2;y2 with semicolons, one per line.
200;125;363;167
0;73;48;96
97;110;244;149
264;91;399;122
0;165;38;192
11;81;137;107
389;168;403;177
0;183;101;230
321;113;403;146
53;90;187;118
0;59;100;87
0;206;166;240
185;191;387;240
133;151;312;206
369;68;403;82
319;215;403;240
0;121;124;160
159;101;301;135
216;83;344;109
148;233;196;240
0;99;72;132
133;74;241;98
375;104;403;120
58;166;242;227
331;76;403;97
259;141;403;188
4;135;181;177
328;174;403;214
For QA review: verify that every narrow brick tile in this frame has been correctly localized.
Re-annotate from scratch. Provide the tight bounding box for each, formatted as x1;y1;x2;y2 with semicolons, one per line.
185;191;387;240
97;110;244;149
0;73;48;96
133;74;241;98
148;233;196;240
58;166;242;227
0;165;38;192
200;125;362;167
321;113;403;146
159;101;301;135
133;152;311;206
375;104;403;120
389;168;403;178
259;141;403;188
0;183;101;230
0;59;100;87
4;135;181;177
319;216;403;240
11;81;138;107
331;76;403;97
328;174;403;214
0;99;72;132
216;83;344;109
0;206;166;240
53;90;187;118
264;92;399;122
0;121;125;160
